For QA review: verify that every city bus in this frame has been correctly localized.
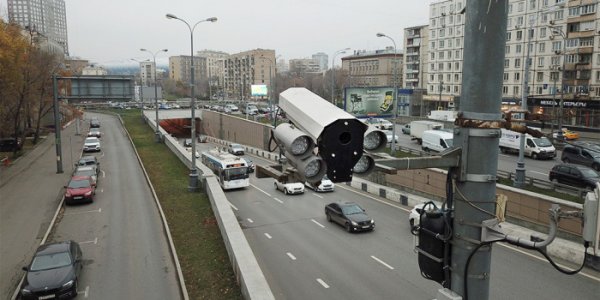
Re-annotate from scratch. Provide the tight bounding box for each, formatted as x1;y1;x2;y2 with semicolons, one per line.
201;148;250;190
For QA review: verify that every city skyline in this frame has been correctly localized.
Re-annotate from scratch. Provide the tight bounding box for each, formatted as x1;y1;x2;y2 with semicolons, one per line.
0;0;435;66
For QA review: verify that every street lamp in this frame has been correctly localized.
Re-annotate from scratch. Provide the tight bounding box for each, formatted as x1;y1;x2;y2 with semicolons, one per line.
166;13;217;192
259;55;276;125
550;27;567;143
376;32;399;155
140;49;168;143
331;47;350;105
130;58;148;111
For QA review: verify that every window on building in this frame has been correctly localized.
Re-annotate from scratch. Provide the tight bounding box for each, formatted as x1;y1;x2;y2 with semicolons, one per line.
515;58;521;68
503;86;508;94
515;72;521;81
552;41;562;51
431;52;435;60
439;51;445;59
540;27;547;38
513;86;519;95
538;43;545;53
537;87;543;94
504;59;510;68
439;63;444;70
516;44;522;53
536;72;543;82
507;32;512;41
448;50;453;59
440;40;445;48
596;71;600;82
506;45;511;54
555;9;564;20
455;62;460;70
516;30;523;40
552;56;560;66
518;2;524;12
503;72;509;81
538;57;545;67
529;0;536;9
455;74;460;82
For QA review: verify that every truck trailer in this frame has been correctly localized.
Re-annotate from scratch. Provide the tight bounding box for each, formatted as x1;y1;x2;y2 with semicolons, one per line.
410;120;444;144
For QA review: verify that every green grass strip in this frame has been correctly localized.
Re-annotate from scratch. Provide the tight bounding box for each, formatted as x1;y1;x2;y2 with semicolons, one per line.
118;109;243;300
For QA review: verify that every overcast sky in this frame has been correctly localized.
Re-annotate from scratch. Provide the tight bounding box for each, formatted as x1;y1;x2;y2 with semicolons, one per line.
1;0;436;66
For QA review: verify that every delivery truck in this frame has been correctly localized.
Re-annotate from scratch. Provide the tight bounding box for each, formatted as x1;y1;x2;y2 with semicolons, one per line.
422;130;453;152
410;120;444;144
499;128;556;160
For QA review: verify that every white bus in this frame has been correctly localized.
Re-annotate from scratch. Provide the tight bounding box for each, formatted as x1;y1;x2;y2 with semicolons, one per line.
201;148;250;190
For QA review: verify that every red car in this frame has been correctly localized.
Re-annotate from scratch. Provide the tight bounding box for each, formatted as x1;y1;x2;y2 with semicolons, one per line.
64;176;95;204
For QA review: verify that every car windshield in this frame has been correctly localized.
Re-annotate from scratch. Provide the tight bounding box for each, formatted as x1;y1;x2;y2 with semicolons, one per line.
444;138;454;147
90;128;99;132
581;168;600;178
534;137;553;147
30;252;72;271
68;179;90;188
85;138;98;143
342;204;363;215
75;169;94;177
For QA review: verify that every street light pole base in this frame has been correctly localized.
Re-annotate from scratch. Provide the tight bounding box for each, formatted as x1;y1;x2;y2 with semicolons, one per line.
513;163;526;188
155;132;162;143
188;170;199;192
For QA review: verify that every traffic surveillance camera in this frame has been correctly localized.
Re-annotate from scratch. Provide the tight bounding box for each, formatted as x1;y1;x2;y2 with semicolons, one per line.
278;88;371;183
273;123;326;184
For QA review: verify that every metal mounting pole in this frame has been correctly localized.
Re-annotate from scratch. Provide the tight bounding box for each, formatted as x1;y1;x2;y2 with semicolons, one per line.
52;75;63;174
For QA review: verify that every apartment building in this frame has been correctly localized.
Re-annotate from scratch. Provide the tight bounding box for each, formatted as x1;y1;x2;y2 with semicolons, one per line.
312;52;329;71
403;25;429;89
140;61;155;87
7;0;69;55
197;50;228;94
289;58;321;74
341;47;404;88
223;49;276;100
169;55;207;85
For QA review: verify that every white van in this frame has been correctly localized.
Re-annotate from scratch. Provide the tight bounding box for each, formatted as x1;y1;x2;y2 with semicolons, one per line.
422;130;453;152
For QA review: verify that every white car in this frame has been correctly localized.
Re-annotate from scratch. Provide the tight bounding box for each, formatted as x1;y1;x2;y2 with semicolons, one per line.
274;179;304;195
83;137;101;152
409;203;439;227
363;118;393;130
382;130;399;143
224;104;239;112
186;147;200;158
305;176;335;192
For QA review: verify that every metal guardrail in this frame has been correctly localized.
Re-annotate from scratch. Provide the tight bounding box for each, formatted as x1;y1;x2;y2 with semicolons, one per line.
496;169;588;198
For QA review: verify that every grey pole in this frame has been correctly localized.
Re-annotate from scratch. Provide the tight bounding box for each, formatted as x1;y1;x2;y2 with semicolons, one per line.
140;49;168;143
166;14;217;192
52;75;63;174
259;55;276;125
451;1;508;299
557;31;566;143
438;81;444;110
331;48;350;105
514;19;534;188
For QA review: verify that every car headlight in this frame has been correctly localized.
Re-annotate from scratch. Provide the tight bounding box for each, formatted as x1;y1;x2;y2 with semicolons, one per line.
85;191;92;196
21;288;31;295
62;280;74;289
351;221;358;226
65;191;71;197
370;219;375;224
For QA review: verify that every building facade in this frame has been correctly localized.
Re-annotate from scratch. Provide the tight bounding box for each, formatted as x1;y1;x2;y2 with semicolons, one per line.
223;49;276;100
197;49;229;97
403;25;429;89
168;55;208;85
7;0;69;55
341;48;404;88
82;65;108;76
289;58;321;74
140;61;155;87
312;52;329;71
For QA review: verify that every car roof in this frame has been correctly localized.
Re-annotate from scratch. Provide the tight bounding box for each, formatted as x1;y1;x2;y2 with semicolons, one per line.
80;155;97;161
71;175;92;181
554;163;595;170
36;241;73;256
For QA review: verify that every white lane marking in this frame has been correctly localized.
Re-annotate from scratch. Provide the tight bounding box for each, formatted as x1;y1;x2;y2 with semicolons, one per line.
316;278;330;289
273;197;284;204
78;286;89;298
229;202;239;211
100;152;105;158
498;243;600;283
101;170;106;178
264;233;272;239
311;219;325;228
371;255;395;270
286;252;297;260
312;193;323;199
99;189;103;193
529;170;546;176
247;218;254;223
251;183;271;197
79;237;98;245
64;208;102;216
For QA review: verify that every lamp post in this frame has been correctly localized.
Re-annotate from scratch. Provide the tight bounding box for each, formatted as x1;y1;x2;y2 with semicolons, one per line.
259;55;276;125
438;80;444;111
376;33;399;155
331;48;350;105
130;58;148;112
551;27;567;143
166;13;217;192
140;49;168;143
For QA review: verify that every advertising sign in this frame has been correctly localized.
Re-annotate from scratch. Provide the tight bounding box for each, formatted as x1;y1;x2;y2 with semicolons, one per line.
344;87;413;118
251;84;268;96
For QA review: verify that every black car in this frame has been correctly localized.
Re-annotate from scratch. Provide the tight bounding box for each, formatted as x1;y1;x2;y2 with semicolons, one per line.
20;241;83;300
325;202;375;232
76;155;100;175
0;137;23;152
549;163;600;190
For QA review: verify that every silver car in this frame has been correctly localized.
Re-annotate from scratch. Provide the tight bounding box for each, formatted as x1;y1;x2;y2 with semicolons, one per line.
83;137;101;152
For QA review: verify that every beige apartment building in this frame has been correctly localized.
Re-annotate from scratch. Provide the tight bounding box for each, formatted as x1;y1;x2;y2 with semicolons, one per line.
197;50;228;97
289;58;321;74
223;49;276;100
341;48;404;88
168;55;207;85
403;25;429;90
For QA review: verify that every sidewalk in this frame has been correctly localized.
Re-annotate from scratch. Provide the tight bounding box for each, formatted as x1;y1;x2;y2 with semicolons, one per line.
0;123;86;299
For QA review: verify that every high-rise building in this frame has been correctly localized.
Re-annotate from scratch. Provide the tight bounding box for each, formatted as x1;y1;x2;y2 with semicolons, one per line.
223;49;276;100
169;55;207;85
289;58;321;74
197;50;229;96
403;25;429;89
140;61;155;87
7;0;69;56
312;52;329;71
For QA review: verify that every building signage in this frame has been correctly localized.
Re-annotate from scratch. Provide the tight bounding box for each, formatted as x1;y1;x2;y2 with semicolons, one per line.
528;98;600;109
251;84;268;96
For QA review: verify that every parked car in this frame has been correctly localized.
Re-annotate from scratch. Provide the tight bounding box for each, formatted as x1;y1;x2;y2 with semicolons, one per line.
185;147;200;158
228;143;244;155
87;128;101;138
305;175;334;192
382;130;399;144
362;117;393;130
90;119;100;128
0;137;23;152
224;103;239;112
561;144;600;171
325;202;375;232
199;135;208;143
76;156;100;175
184;138;193;147
274;179;304;195
64;176;95;204
552;128;579;140
549;163;599;190
19;240;83;300
408;202;439;227
402;124;411;135
73;166;98;187
244;158;255;173
83;137;101;152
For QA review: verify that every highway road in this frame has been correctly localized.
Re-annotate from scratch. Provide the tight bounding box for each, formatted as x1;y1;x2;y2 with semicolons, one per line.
194;141;600;299
46;113;180;299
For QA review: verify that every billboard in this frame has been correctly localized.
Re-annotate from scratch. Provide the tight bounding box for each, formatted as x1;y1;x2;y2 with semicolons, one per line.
251;84;268;96
344;87;413;118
